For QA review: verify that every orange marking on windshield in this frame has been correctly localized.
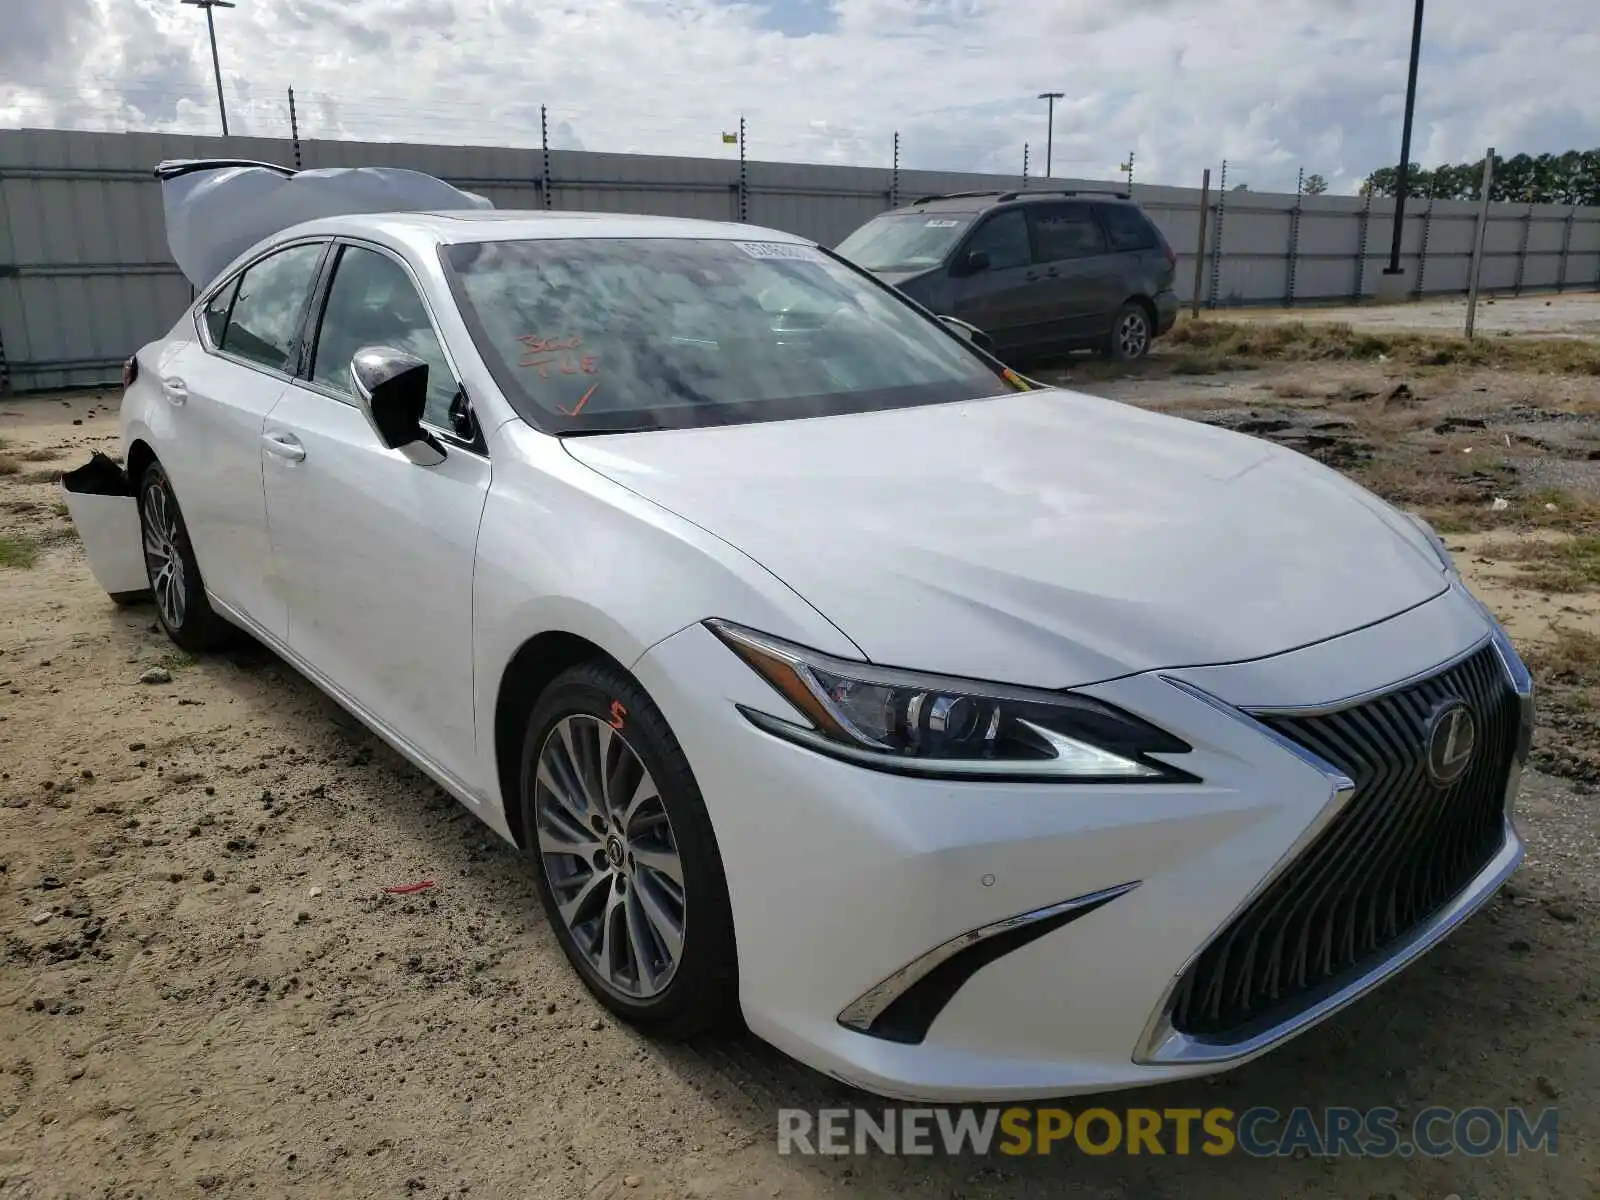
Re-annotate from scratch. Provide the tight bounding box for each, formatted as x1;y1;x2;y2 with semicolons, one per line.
518;334;582;363
558;381;600;417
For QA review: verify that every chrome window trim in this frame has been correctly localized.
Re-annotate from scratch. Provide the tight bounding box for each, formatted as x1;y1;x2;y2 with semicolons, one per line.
1136;636;1532;1067
837;881;1141;1035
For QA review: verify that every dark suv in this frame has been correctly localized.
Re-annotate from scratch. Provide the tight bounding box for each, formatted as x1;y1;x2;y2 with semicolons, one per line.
835;189;1178;362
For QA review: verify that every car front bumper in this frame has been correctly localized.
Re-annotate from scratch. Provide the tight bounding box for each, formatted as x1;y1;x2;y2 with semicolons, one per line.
631;585;1531;1102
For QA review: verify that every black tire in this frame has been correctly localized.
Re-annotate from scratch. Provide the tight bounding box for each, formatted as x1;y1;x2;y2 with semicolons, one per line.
137;460;233;652
1106;301;1153;362
519;660;737;1039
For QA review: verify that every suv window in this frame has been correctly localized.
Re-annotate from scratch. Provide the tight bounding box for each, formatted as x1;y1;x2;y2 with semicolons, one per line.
221;243;325;371
311;245;459;428
1095;203;1157;251
962;210;1030;271
1028;203;1106;262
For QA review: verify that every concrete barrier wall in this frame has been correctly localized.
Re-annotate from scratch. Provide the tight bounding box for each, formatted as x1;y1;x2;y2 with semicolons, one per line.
3;128;1598;391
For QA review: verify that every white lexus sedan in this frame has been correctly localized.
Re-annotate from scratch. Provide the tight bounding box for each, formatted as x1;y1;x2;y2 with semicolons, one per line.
110;161;1534;1102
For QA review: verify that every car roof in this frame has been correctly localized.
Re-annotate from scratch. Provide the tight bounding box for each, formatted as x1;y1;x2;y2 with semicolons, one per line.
275;209;810;250
887;189;1137;217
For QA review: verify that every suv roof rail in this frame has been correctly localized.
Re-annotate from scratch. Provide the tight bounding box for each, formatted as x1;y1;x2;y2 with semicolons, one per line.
908;189;1006;205
998;187;1132;202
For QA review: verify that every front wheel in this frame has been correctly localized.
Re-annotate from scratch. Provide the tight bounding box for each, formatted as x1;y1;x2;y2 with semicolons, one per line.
519;661;738;1038
1106;301;1153;362
138;461;233;652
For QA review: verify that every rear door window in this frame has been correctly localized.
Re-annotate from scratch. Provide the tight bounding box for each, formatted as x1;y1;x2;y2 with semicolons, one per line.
1027;203;1107;263
1094;203;1158;252
200;278;238;346
962;210;1031;271
221;243;327;372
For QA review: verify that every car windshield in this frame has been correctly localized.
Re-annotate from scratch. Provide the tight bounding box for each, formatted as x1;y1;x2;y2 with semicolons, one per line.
834;212;975;271
441;237;1015;434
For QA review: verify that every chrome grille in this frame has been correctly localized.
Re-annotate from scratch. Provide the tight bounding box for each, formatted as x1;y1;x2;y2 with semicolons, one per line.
1170;642;1519;1038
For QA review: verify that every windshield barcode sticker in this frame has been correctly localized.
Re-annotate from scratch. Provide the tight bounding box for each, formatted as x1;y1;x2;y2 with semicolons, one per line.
734;241;824;262
925;219;961;227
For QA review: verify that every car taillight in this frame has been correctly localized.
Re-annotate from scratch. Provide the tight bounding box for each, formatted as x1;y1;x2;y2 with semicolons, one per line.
122;356;138;389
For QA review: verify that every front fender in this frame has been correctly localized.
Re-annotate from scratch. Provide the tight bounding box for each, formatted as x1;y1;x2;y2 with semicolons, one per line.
470;419;862;822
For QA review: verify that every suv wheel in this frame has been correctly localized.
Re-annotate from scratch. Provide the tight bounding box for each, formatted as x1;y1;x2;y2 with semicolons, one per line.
1108;302;1152;362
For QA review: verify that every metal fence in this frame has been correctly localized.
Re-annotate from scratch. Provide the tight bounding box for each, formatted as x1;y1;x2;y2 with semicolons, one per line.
2;128;1598;393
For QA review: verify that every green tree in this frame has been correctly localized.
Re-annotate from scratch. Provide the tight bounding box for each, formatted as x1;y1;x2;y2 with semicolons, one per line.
1363;147;1600;204
1302;173;1328;195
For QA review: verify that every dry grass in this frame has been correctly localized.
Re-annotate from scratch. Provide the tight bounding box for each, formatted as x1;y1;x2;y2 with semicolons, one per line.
1481;533;1600;592
0;454;19;477
1524;629;1600;777
1163;319;1600;375
0;534;39;570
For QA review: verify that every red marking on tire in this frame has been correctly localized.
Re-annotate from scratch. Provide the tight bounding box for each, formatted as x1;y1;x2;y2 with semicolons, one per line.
609;700;627;730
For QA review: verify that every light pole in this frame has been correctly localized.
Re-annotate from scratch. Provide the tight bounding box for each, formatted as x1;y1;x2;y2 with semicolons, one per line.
182;0;236;136
1384;0;1425;277
1037;92;1063;178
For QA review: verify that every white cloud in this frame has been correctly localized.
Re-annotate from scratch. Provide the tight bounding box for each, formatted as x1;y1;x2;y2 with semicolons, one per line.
1;0;1596;194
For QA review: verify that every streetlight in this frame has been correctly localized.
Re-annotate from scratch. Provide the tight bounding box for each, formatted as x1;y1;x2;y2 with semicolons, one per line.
1037;92;1064;178
1384;0;1425;279
182;0;236;137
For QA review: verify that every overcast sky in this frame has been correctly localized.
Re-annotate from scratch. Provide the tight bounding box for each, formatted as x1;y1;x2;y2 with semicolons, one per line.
1;0;1596;194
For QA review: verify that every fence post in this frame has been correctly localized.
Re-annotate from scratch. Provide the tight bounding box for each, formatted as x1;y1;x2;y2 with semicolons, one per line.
889;131;899;210
1191;167;1211;318
1414;194;1434;298
1353;188;1373;300
540;104;553;210
1125;150;1135;190
1286;167;1304;307
1021;143;1029;189
1514;193;1533;294
738;115;748;223
1558;202;1577;292
1465;147;1495;338
1207;160;1227;309
287;87;302;169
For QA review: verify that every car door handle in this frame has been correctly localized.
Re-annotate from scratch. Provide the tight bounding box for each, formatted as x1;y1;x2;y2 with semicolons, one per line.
161;377;188;406
261;431;306;462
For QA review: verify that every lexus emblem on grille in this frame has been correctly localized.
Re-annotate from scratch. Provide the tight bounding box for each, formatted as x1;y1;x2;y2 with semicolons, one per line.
1425;700;1477;785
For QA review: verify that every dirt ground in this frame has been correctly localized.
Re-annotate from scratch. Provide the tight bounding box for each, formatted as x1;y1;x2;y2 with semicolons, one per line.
3;334;1600;1199
1219;291;1600;340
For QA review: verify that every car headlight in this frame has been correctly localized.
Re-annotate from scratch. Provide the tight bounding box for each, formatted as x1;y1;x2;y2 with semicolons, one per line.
1403;511;1460;581
707;620;1195;783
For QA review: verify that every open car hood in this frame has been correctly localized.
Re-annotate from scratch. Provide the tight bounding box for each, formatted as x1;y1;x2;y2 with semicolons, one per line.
156;158;492;289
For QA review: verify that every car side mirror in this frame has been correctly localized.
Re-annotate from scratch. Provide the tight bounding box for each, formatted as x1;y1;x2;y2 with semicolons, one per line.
937;315;995;354
350;346;444;465
959;249;991;275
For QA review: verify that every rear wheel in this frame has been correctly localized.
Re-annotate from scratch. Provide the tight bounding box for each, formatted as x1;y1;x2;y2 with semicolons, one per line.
1106;301;1153;362
519;661;737;1038
138;461;233;652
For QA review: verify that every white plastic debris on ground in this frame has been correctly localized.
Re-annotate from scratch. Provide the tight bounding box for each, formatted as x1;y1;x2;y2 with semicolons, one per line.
158;160;493;289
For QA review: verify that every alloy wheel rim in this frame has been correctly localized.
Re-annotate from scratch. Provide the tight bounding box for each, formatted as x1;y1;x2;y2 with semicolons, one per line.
1119;312;1149;358
142;483;187;629
533;714;686;999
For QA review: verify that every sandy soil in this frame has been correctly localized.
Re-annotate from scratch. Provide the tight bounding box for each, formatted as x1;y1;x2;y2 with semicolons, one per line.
3;384;1598;1199
1213;291;1600;340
